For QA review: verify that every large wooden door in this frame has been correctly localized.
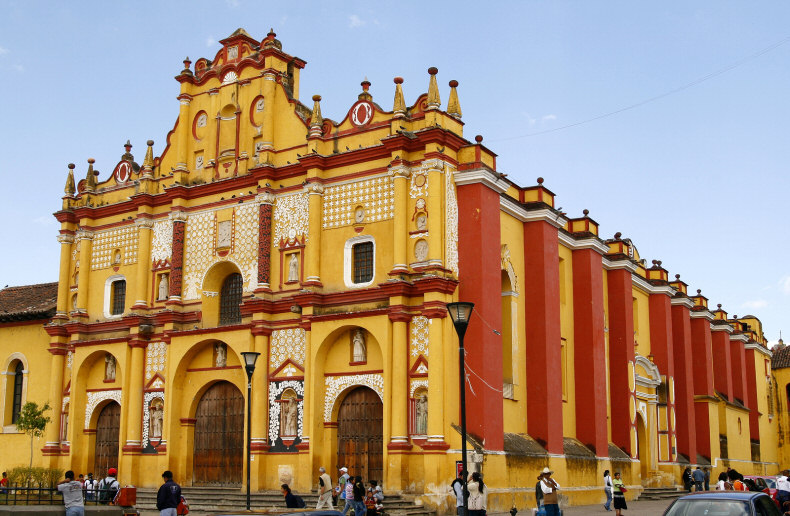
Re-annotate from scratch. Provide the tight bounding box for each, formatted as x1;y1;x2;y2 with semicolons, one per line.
193;381;244;485
337;387;383;483
94;402;120;478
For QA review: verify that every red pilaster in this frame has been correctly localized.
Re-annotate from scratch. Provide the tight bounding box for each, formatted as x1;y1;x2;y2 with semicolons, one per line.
257;201;273;289
711;330;733;401
690;313;715;460
606;268;636;455
572;248;608;455
523;220;563;453
169;219;185;298
731;337;748;406
649;291;676;459
744;346;760;442
456;180;504;450
671;301;697;462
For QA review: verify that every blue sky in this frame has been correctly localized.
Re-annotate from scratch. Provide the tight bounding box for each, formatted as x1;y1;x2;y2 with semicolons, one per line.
1;1;788;343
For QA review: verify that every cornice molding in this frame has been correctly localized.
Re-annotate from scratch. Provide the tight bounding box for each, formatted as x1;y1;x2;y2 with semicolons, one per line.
745;342;772;357
454;168;509;193
670;297;695;309
557;231;609;254
499;197;567;229
729;334;749;343
710;323;734;334
690;310;714;321
602;257;638;273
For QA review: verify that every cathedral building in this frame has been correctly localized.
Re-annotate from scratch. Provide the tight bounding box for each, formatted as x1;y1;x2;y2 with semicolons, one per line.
0;29;780;510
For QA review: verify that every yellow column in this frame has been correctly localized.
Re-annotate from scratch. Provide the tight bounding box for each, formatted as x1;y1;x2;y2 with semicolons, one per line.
260;71;277;163
390;166;410;273
133;218;153;308
43;345;66;464
387;315;411;490
75;229;93;315
251;331;270;489
305;183;324;286
301;326;314;491
426;163;444;266
175;95;192;171
121;342;145;482
55;234;74;318
426;314;445;445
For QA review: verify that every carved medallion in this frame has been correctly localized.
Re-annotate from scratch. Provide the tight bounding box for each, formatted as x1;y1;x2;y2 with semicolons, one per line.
350;101;373;126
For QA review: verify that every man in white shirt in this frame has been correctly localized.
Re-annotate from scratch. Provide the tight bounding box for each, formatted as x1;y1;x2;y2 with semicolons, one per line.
776;470;790;507
57;470;84;516
539;467;561;516
316;466;334;509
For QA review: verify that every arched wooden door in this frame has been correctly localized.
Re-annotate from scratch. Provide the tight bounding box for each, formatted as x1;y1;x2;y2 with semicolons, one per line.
94;402;120;478
193;381;244;485
337;387;383;483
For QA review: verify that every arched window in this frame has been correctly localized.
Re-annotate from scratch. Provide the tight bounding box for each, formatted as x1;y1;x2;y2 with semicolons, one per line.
103;275;127;318
219;273;243;326
11;362;23;424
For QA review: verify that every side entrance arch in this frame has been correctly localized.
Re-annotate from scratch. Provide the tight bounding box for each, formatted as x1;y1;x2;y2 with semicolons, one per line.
193;381;244;485
337;386;383;483
94;401;120;478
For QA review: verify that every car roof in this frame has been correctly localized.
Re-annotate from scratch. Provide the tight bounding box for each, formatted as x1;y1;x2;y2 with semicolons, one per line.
676;491;764;501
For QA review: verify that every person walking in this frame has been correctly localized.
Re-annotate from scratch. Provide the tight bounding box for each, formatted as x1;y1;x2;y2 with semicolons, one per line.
692;467;705;491
603;469;613;511
316;466;334;510
57;470;85;516
338;467;351;514
281;484;300;508
352;475;367;516
83;473;97;501
776;469;790;507
612;471;627;515
156;471;181;516
467;472;487;516
534;472;544;509
538;467;560;516
703;467;710;491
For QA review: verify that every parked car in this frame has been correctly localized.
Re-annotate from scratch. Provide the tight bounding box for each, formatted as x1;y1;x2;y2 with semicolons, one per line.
663;491;782;515
744;475;779;505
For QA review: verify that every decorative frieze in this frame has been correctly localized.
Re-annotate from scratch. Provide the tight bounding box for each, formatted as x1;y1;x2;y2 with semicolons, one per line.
269;328;306;369
90;226;138;270
323;175;394;229
273;193;309;247
84;390;122;429
323;374;384;422
410;316;429;357
268;380;304;444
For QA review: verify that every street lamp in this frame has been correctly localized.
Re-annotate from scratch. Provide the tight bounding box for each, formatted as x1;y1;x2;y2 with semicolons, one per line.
241;351;260;511
446;301;474;516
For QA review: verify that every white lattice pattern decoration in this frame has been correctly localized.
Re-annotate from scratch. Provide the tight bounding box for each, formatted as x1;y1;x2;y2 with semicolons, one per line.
273;193;308;247
323;175;395;228
446;165;459;274
323;374;384;421
268;380;304;443
84;390;122;429
90;226;139;270
269;328;306;370
410;379;428;397
145;342;166;382
182;211;215;300
410;316;429;357
410;167;428;199
232;203;260;292
151;219;173;263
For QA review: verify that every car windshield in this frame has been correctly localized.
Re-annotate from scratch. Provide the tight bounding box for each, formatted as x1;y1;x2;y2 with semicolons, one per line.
664;499;751;516
763;478;776;489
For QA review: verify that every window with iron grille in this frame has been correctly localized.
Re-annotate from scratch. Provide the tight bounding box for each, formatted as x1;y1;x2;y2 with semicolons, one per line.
353;241;374;284
111;280;126;316
11;362;23;424
220;273;243;326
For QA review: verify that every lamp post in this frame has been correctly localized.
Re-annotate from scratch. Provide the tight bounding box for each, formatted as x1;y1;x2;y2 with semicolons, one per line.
241;351;260;511
446;301;474;516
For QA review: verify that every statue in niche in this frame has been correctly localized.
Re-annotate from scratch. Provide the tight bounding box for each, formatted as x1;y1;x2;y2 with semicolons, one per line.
415;394;428;435
352;329;366;362
105;354;116;381
158;274;169;300
214;342;227;368
113;250;122;265
281;396;298;436
149;399;164;439
287;253;299;282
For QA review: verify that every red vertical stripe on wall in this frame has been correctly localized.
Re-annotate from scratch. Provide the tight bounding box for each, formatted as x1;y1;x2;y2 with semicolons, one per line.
523;220;563;453
607;268;636;455
456;181;504;450
572;249;608;455
671;304;697;462
731;340;748;405
744;348;760;442
712;332;733;402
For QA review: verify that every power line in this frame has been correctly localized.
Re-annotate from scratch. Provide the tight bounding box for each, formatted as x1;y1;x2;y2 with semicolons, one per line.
490;35;790;142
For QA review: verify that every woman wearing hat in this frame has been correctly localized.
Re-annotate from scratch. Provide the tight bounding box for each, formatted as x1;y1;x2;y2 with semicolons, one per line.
538;467;560;516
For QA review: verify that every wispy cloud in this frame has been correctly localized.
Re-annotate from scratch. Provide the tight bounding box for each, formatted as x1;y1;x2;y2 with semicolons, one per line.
349;15;365;28
542;114;557;121
206;37;216;48
32;215;57;227
225;0;240;6
13;64;23;72
522;112;557;126
742;299;768;310
0;46;9;55
780;275;790;294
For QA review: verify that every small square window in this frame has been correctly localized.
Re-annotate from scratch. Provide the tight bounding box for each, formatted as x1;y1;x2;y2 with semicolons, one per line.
353;242;374;284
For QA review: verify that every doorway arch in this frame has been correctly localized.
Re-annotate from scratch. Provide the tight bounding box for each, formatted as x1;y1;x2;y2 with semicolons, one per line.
94;401;120;478
636;413;649;481
337;386;383;482
193;381;244;485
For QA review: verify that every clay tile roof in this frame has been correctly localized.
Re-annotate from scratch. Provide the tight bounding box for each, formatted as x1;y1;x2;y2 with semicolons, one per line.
772;345;790;369
0;282;58;322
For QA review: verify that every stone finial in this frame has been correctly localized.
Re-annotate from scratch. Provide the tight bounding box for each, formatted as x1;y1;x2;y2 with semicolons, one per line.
657;260;662;267
582;209;589;217
447;80;462;118
717;304;722;309
675;274;681;280
358;78;372;101
426;67;440;109
309;95;323;134
181;56;193;76
122;140;134;162
537;177;544;185
85;158;97;191
697;289;702;295
393;77;406;116
64;163;76;195
141;140;155;176
614;232;622;240
475;135;483;143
